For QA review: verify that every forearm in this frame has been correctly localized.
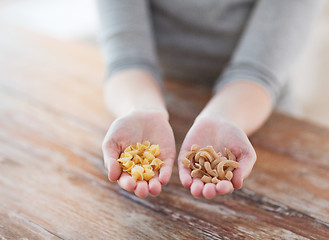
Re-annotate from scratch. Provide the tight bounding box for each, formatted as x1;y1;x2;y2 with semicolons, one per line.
104;69;168;119
198;81;272;136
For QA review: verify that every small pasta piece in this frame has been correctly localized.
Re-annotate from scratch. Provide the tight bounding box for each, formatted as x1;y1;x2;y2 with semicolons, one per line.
143;164;153;171
118;153;132;164
143;151;155;161
201;175;212;183
225;148;236;161
142;141;151;148
217;160;239;180
143;172;155;181
122;160;135;172
191;144;201;152
225;170;233;181
130;144;138;151
133;155;143;164
142;158;150;165
204;161;218;177
149;144;160;156
191;169;205;178
200;151;213;162
131;165;145;181
212;177;220;184
206;146;220;160
143;168;155;181
151;158;164;171
124;146;132;152
181;157;190;168
211;159;221;169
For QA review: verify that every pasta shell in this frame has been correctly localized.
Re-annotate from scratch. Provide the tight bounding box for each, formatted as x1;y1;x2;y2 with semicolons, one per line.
143;141;150;147
201;175;212;183
143;151;155;161
225;148;236;161
181;158;190;168
212;177;220;184
191;169;205;178
191;144;201;152
143;164;153;171
143;171;155;181
122;161;135;172
133;155;143;164
192;162;202;170
225;171;233;181
131;165;144;181
124;146;132;152
149;145;160;156
150;158;164;171
200;151;213;162
204;161;218;177
206;146;220;160
211;159;221;169
217;160;239;180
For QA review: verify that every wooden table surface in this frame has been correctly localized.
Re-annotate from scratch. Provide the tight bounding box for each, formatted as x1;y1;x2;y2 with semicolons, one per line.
1;24;329;240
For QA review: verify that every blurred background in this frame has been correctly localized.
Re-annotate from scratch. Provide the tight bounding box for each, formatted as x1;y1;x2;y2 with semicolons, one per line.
1;0;328;127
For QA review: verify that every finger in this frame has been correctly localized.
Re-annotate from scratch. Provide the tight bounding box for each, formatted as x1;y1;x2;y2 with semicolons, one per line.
190;178;204;198
232;150;257;189
103;141;121;182
107;158;122;182
202;183;217;199
216;180;234;195
177;153;193;188
148;176;162;196
117;173;137;192
158;157;175;186
134;181;149;198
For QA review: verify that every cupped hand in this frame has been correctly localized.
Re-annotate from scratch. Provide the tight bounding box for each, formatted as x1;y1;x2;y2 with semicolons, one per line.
178;116;256;199
102;110;176;198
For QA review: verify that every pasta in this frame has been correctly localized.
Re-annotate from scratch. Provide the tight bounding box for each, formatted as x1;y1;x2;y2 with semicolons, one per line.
117;141;163;181
182;145;239;183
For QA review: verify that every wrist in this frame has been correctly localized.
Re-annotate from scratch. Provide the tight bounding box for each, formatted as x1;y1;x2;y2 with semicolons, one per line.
198;81;272;135
104;69;167;118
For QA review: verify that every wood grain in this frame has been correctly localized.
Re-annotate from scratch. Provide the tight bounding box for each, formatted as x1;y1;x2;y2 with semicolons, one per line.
0;205;60;240
1;22;329;239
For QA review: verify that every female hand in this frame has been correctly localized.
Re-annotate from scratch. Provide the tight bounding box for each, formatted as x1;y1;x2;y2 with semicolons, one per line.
178;116;256;199
102;110;176;198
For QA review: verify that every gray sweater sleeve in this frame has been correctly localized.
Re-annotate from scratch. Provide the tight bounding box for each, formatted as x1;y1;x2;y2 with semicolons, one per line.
96;0;161;84
215;0;322;104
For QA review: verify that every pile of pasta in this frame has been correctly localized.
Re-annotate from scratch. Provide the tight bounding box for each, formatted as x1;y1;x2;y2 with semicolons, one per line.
182;144;239;183
117;141;163;181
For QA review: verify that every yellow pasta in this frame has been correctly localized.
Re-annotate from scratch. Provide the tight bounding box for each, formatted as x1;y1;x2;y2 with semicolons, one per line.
117;141;163;181
182;145;239;183
122;160;135;172
150;158;164;171
131;165;144;181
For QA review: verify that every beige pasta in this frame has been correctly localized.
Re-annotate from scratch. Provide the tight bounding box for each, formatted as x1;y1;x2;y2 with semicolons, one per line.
182;145;239;183
117;141;163;181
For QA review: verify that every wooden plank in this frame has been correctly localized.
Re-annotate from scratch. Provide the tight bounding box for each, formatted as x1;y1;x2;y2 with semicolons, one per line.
1;22;329;238
1;80;329;239
251;113;329;169
246;146;329;222
0;118;326;240
0;23;111;130
0;134;205;240
0;205;60;240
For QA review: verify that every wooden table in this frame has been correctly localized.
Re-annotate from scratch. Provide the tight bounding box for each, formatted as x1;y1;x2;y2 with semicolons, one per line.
1;24;329;240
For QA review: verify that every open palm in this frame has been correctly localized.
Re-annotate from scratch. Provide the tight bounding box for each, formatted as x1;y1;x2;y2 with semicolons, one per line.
102;110;176;198
178;116;256;199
